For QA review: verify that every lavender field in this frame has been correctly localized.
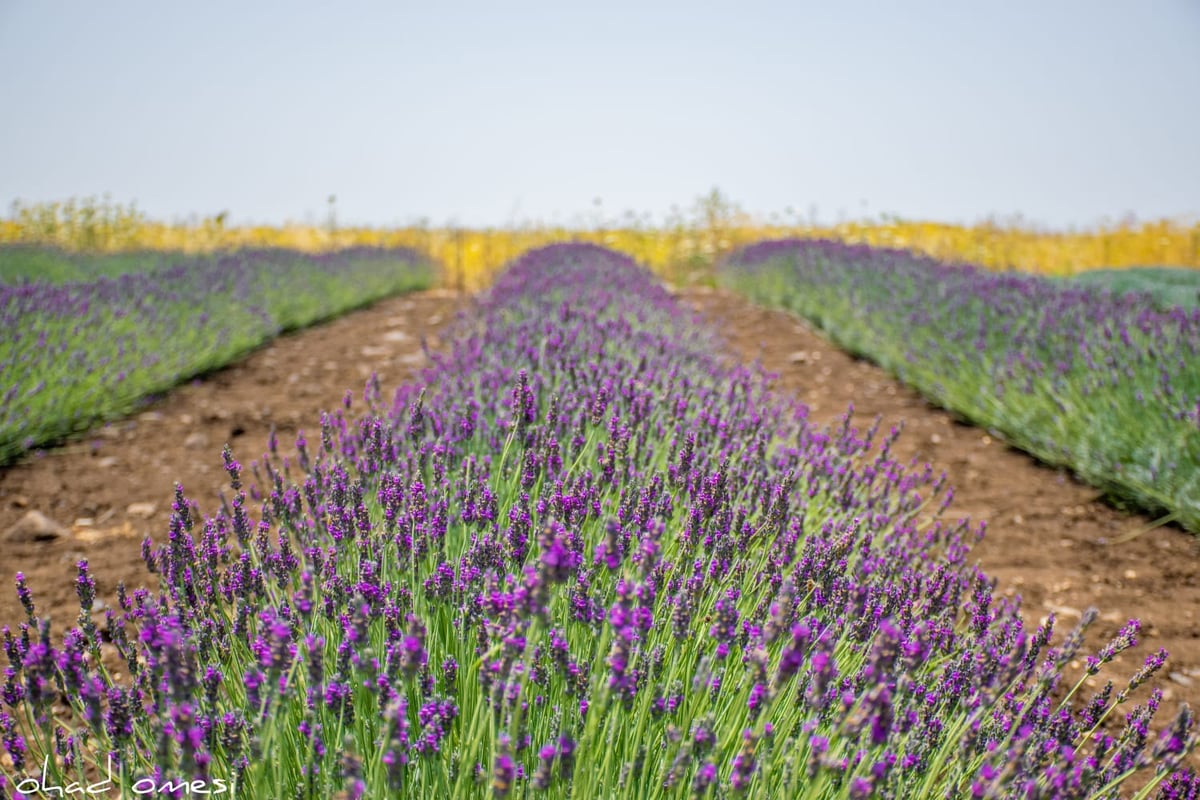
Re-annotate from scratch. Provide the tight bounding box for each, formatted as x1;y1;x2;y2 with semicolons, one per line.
0;247;432;465
1;244;1195;799
721;240;1200;533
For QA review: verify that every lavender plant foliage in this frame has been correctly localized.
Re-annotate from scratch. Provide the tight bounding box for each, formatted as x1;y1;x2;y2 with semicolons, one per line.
721;239;1200;533
0;246;432;464
0;244;1194;799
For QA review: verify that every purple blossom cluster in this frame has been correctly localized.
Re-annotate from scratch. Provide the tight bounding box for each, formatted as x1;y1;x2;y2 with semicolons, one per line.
0;246;431;464
1;243;1195;799
722;239;1200;531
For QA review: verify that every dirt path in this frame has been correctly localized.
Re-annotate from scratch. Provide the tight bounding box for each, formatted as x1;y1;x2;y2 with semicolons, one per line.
2;282;1198;767
684;287;1200;733
0;289;463;628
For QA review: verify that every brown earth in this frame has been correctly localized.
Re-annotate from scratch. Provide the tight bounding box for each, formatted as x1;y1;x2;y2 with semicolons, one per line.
0;289;462;629
1;283;1198;770
686;286;1200;769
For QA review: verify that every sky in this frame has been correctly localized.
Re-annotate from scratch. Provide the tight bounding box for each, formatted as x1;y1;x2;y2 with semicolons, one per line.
0;1;1197;230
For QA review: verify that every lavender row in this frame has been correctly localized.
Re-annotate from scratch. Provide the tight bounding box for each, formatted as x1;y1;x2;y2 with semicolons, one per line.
0;246;433;465
720;239;1200;533
2;244;1195;798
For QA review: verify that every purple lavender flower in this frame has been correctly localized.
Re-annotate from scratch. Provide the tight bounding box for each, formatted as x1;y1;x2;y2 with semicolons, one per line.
692;761;718;796
493;734;515;796
730;729;757;793
531;743;557;789
399;615;427;679
1120;647;1168;702
222;444;242;491
1087;618;1141;674
14;572;34;618
709;590;741;659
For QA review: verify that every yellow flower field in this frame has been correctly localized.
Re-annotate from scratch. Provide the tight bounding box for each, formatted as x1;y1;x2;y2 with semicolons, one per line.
3;196;1197;289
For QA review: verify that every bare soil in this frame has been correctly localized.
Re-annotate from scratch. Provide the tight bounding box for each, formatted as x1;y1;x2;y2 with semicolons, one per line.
685;287;1200;767
1;283;1197;769
0;289;462;628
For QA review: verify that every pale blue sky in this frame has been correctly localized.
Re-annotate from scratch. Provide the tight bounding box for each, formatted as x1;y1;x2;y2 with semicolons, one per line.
1;1;1196;229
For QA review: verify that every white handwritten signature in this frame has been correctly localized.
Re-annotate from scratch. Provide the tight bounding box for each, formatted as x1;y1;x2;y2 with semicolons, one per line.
13;755;232;797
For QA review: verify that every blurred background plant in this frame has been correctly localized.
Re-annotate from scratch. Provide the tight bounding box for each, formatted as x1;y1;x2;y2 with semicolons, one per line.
3;190;1198;290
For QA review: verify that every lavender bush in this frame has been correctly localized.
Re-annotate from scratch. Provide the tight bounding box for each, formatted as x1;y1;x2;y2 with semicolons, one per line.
0;247;432;464
1;244;1195;798
720;240;1200;533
